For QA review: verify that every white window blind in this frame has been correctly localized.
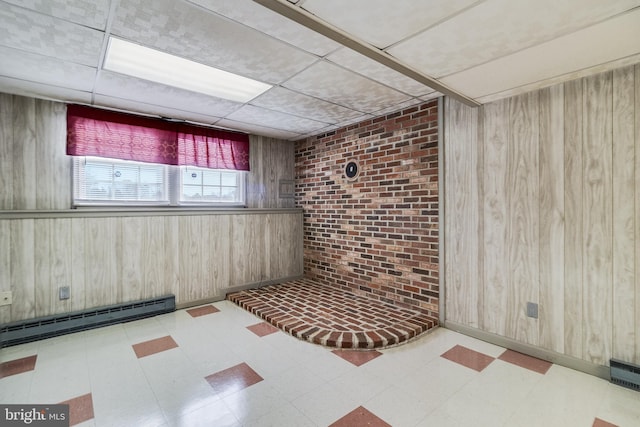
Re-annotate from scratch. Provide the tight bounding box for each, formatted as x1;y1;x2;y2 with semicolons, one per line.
73;157;168;205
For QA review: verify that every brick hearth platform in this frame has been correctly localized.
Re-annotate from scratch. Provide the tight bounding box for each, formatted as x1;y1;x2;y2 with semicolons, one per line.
227;278;438;349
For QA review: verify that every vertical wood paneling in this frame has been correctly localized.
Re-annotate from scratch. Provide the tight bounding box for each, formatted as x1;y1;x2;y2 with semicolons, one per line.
247;135;295;208
178;216;203;303
0;93;13;209
50;218;72;314
34;219;52;317
70;218;86;312
144;217;166;298
444;98;479;327
205;215;230;296
582;73;613;365
563;78;584;359
120;217;145;302
507;92;539;345
35;101;69;209
163;216;180;297
10;220;35;321
482;98;509;336
0;221;10;323
635;63;640;365
12;97;37;210
538;84;565;353
611;66;636;362
84;218;117;307
268;213;304;279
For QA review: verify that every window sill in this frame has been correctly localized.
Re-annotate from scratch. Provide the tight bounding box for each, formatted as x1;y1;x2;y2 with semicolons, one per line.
0;207;303;219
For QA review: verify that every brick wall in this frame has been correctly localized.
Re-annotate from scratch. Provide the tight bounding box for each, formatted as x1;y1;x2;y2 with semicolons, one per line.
294;99;439;318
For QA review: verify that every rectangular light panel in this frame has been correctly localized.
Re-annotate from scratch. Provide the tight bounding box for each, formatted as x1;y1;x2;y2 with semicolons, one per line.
104;37;272;103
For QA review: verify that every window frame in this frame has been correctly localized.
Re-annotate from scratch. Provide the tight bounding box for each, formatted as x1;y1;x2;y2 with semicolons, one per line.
72;156;247;208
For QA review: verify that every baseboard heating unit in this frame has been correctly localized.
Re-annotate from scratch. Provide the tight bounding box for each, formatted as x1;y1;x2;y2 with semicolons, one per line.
0;295;175;348
610;358;640;391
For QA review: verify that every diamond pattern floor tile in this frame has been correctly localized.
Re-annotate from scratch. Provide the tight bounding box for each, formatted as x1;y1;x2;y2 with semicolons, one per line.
132;336;178;358
441;345;495;372
187;305;220;318
205;362;263;395
59;393;94;427
498;349;552;374
329;406;392;427
0;354;37;379
331;350;383;367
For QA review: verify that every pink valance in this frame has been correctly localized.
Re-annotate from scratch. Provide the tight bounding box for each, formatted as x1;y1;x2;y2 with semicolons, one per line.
66;105;250;171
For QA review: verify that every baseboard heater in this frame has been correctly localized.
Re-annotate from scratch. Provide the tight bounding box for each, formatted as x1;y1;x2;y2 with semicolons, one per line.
0;295;175;348
610;358;640;391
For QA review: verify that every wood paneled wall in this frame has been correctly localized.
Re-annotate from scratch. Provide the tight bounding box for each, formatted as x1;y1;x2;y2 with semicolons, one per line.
0;94;302;323
0;211;303;323
0;94;294;210
248;135;295;209
0;94;70;210
444;64;640;366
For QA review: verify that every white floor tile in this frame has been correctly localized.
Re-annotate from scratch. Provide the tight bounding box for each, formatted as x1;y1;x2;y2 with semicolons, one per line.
2;301;638;427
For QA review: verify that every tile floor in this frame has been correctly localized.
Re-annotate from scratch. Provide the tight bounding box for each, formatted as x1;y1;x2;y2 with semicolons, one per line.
1;300;639;426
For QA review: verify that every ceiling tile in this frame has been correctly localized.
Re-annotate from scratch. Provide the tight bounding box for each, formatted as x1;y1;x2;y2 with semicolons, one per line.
370;98;426;117
92;94;223;125
301;0;479;48
94;70;242;118
0;46;96;91
441;8;640;99
283;61;412;113
225;104;329;134
388;0;640;78
250;86;364;124
215;118;303;140
186;0;340;56
2;0;111;30
0;76;92;104
327;47;434;96
111;0;317;84
0;3;104;66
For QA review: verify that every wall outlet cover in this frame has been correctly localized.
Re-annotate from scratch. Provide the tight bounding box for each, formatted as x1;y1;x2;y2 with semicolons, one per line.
527;302;539;319
0;291;12;306
59;286;70;300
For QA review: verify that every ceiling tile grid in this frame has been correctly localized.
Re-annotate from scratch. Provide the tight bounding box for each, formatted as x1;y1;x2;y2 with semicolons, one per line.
250;86;365;124
326;48;435;97
2;0;110;30
282;60;415;114
110;0;317;85
94;70;243;119
0;3;104;67
185;0;340;56
386;0;640;78
0;0;639;140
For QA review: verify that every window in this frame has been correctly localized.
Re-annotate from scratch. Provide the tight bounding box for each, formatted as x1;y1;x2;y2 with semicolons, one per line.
73;157;246;207
180;167;245;205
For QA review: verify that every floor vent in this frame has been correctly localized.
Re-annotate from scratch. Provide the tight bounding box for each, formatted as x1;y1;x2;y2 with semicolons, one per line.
0;295;175;348
610;358;640;392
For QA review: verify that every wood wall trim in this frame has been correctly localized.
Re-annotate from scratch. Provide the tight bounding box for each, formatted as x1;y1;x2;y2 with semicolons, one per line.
0;208;303;220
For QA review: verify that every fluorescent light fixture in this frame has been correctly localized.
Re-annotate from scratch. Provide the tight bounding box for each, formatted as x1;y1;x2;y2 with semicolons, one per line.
103;37;272;103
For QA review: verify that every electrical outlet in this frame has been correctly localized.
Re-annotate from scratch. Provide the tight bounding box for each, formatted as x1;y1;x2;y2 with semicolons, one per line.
527;302;538;319
59;286;70;300
0;291;12;306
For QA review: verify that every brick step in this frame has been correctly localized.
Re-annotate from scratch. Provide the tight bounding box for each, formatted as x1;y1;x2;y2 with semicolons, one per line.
227;278;438;349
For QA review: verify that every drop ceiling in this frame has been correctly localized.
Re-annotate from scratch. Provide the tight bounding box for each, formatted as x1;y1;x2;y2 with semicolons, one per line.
1;0;639;140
